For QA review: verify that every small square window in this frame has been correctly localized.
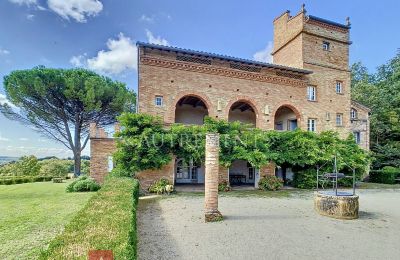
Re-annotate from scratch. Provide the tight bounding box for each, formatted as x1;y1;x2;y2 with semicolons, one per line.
307;119;317;132
336;113;343;126
307;86;316;101
354;132;361;144
336;81;343;94
323;41;330;51
155;96;163;106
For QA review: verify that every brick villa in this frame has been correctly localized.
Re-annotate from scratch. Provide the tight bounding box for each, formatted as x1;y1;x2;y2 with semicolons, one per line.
90;6;370;189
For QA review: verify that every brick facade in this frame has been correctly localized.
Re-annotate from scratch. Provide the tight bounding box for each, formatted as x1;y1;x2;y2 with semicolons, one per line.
90;6;369;189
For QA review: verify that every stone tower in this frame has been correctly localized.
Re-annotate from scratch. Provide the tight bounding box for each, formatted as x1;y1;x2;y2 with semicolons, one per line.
272;5;352;136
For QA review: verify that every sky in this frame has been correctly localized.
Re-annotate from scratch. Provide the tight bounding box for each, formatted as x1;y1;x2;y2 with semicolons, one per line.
0;0;399;158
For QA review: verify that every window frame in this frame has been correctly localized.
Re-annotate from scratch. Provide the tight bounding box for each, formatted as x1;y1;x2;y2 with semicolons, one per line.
155;95;163;107
307;86;317;101
350;108;358;120
336;81;343;94
336;113;343;126
307;118;317;132
354;132;361;144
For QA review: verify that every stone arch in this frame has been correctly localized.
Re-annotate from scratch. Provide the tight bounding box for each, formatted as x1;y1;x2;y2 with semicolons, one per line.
166;91;214;124
225;96;261;127
272;102;302;131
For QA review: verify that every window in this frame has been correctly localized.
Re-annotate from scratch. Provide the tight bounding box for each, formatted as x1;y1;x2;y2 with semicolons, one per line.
307;119;317;132
354;132;361;144
350;108;358;119
336;81;343;94
307;86;316;101
155;96;163;106
323;41;330;51
336;113;343;126
275;121;283;131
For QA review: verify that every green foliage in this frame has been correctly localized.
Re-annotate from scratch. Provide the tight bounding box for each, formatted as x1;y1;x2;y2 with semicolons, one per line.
15;156;41;176
0;67;135;176
41;177;139;259
114;113;172;174
148;178;172;194
292;168;318;189
115;114;370;180
351;53;400;168
66;176;100;192
109;167;133;178
258;175;283;191
369;166;400;184
39;159;72;177
0;175;53;185
218;180;231;192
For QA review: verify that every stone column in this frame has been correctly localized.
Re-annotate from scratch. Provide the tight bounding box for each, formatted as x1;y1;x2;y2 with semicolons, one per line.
204;133;223;222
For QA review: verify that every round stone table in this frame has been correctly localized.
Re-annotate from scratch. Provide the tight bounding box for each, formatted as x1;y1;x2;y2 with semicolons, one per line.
314;191;359;220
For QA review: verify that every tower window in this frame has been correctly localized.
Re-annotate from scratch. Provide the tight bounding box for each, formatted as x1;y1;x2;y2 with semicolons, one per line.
323;41;330;51
307;86;316;101
155;96;163;106
336;81;343;94
336;113;343;126
354;132;361;144
307;119;317;132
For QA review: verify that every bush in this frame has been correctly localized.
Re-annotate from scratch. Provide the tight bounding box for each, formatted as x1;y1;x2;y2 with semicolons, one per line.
292;168;317;189
66;176;100;192
218;180;231;192
41;177;139;259
369;166;400;184
52;177;64;183
39;159;72;177
258;175;283;191
148;178;172;194
110;167;133;178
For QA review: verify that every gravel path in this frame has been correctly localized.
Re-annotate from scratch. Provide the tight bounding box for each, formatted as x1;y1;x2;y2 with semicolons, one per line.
137;190;400;260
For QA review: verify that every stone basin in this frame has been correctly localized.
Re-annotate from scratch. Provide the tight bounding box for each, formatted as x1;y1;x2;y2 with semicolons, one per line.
314;191;359;220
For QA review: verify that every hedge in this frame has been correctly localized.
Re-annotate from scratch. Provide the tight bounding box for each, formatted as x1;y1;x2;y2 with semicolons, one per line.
40;176;140;259
0;176;54;185
369;166;400;184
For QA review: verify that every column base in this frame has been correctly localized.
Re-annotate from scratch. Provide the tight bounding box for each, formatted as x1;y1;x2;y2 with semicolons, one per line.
205;210;223;222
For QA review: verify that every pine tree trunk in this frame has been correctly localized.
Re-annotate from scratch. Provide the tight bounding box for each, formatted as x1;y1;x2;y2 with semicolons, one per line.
74;151;81;177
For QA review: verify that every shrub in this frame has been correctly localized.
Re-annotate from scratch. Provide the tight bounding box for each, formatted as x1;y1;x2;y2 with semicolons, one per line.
52;177;64;183
218;180;231;192
258;175;283;191
148;178;172;194
292;168;317;189
369;166;400;184
110;167;133;178
42;177;139;259
39;159;72;177
66;176;100;192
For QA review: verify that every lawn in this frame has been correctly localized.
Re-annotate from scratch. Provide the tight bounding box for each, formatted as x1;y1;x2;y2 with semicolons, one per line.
41;177;139;260
0;181;93;259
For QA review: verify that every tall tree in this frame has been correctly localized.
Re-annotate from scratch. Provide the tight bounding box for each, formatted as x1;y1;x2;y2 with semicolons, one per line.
0;67;135;176
351;51;400;168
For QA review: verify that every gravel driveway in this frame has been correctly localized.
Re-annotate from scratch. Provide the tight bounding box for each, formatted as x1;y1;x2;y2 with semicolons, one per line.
137;190;400;260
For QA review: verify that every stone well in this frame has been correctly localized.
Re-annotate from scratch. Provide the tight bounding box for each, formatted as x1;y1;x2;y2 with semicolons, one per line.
314;191;359;220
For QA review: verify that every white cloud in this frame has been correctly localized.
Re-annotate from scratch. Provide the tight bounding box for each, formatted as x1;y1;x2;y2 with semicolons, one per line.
253;41;273;63
0;48;10;55
8;0;37;5
145;29;169;46
139;14;154;23
70;53;87;67
0;132;9;142
19;138;29;141
86;33;137;74
26;14;35;20
0;93;16;109
47;0;103;23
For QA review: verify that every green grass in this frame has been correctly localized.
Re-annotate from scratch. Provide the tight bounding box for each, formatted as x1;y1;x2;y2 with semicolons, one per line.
0;181;93;260
41;177;139;260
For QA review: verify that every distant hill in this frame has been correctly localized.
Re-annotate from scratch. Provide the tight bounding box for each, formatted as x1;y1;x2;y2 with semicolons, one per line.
0;156;19;165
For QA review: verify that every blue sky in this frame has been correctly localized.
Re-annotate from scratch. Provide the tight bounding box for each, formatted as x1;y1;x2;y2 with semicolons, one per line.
0;0;399;158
